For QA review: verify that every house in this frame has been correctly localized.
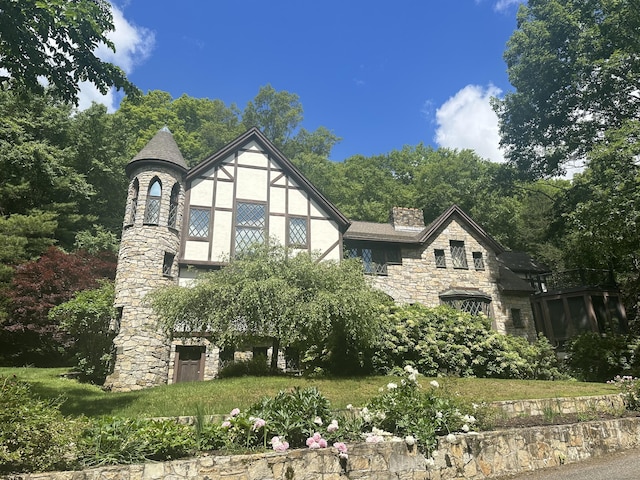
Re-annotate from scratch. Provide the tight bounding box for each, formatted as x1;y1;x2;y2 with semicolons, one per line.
106;127;597;391
343;206;538;340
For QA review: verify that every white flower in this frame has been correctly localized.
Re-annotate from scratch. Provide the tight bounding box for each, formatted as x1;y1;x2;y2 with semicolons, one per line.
346;404;353;410
405;435;416;446
435;411;443;419
408;373;417;382
313;416;323;426
327;420;339;432
462;424;470;433
426;457;436;468
387;382;398;390
463;414;476;424
404;365;416;374
430;380;439;388
446;433;456;443
376;411;386;420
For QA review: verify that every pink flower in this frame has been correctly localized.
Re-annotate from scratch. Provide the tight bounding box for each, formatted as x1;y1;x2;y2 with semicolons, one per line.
252;418;266;431
307;432;328;449
230;408;240;417
319;438;328;448
274;441;289;452
327;420;339;432
333;442;348;453
221;421;231;429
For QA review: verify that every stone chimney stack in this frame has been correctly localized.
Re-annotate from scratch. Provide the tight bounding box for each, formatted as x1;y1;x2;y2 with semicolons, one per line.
389;207;425;231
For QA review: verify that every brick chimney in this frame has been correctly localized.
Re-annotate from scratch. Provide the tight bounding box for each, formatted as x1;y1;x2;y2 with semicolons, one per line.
389;207;425;231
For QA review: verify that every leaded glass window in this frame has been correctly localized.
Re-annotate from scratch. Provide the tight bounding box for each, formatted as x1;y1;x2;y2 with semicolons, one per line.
473;252;485;270
434;249;446;268
188;208;210;238
288;217;307;247
450;240;468;269
235;202;265;253
129;178;139;224
144;179;161;225
168;183;179;229
346;245;398;275
443;297;491;316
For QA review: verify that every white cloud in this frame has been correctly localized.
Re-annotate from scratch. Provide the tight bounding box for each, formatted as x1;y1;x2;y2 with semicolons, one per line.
434;84;505;163
493;0;524;12
77;3;155;111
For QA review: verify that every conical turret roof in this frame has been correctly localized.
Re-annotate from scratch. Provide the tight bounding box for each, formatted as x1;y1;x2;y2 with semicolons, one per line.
126;127;188;176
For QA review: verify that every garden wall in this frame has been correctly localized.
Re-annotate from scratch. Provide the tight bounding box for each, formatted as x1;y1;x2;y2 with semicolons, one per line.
15;415;640;480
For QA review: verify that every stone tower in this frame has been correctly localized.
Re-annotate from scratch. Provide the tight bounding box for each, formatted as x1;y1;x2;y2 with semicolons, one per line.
105;127;188;391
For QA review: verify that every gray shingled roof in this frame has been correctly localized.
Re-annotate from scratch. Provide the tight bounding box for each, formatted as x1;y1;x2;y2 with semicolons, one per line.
498;251;551;274
126;127;188;176
344;220;424;243
497;266;536;293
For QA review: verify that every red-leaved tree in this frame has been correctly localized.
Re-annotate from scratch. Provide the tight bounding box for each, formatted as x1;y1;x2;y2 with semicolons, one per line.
0;246;116;365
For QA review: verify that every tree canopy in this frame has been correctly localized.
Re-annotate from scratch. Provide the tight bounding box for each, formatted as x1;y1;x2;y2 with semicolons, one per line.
495;0;640;178
150;244;391;375
0;0;138;105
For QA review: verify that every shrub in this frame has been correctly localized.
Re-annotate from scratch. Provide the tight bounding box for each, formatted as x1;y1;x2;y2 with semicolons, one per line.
78;417;195;466
372;304;565;380
608;375;640;411
362;366;474;454
0;376;85;474
249;387;333;447
217;355;273;378
566;332;640;382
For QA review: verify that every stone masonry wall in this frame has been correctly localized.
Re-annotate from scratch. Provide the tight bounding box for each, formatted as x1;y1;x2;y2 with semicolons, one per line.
105;165;185;391
371;218;535;339
20;416;640;480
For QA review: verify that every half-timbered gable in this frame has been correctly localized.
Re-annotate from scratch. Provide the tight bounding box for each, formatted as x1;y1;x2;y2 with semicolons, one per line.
179;128;348;284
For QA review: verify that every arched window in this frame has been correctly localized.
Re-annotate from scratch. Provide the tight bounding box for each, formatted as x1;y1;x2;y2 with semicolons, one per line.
168;183;180;229
439;289;492;317
144;178;162;225
129;178;139;224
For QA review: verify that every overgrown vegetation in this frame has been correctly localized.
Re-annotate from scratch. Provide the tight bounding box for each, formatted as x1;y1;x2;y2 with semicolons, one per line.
372;304;566;380
0;367;478;473
566;332;640;382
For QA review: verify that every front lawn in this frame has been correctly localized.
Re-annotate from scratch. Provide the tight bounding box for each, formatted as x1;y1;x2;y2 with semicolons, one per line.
0;367;619;418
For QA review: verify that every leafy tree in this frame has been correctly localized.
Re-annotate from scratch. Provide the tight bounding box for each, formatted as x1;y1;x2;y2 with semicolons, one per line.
559;120;640;322
150;243;390;375
0;247;116;365
49;281;116;383
495;0;640;178
0;0;138;105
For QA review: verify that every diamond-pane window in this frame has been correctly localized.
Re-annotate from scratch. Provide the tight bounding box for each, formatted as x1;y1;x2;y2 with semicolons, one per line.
443;297;491;316
434;249;446;268
235;227;264;252
237;202;265;227
168;184;179;228
450;240;468;269
129;179;139;224
188;208;210;237
289;217;307;247
144;179;161;225
473;252;485;270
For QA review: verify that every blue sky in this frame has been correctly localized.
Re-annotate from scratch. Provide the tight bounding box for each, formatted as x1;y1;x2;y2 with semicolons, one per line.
84;1;525;163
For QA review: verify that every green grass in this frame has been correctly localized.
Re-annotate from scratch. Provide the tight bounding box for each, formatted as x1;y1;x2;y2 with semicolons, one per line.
1;367;619;418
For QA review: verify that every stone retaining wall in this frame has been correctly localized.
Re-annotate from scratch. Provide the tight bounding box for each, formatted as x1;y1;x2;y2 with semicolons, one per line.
16;416;640;480
492;394;625;418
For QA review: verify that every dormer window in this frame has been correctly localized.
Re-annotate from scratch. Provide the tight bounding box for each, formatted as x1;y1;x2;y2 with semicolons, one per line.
144;178;162;225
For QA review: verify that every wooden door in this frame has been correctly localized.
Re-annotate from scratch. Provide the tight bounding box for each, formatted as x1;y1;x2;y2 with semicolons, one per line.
175;346;204;383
